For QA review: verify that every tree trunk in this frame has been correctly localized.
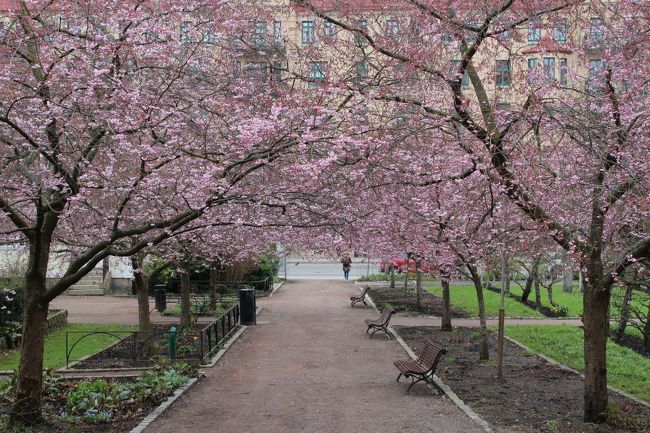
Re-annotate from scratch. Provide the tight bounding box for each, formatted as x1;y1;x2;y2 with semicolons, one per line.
390;267;395;289
644;305;650;353
521;270;534;303
563;266;574;293
403;270;408;292
209;262;218;313
534;269;541;309
180;264;192;329
10;237;51;426
582;278;610;422
468;263;489;360
547;283;557;307
440;276;452;331
415;260;422;309
131;255;153;359
614;283;634;342
503;256;510;296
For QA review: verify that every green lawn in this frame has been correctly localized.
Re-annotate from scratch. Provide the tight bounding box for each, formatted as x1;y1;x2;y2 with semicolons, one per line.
0;323;135;371
508;284;649;319
508;283;583;317
426;284;544;318
506;325;650;403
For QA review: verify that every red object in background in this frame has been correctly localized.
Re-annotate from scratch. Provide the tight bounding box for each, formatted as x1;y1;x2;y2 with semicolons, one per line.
379;258;430;274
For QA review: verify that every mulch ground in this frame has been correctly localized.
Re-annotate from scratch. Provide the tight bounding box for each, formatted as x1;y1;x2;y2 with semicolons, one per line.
72;323;206;369
394;325;650;433
0;376;174;433
368;285;470;317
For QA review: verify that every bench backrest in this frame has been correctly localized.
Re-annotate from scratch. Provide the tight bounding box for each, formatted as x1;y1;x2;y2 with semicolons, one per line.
378;307;396;324
418;340;446;371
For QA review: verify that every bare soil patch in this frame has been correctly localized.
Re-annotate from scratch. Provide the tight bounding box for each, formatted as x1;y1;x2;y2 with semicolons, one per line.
394;325;650;433
369;286;470;317
72;323;207;369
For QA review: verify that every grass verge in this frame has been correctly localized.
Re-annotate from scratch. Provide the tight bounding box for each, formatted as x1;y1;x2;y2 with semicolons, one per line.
426;284;544;318
506;325;650;403
0;323;135;371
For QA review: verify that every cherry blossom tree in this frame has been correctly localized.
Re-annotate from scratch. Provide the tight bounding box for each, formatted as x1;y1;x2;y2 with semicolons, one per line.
298;0;650;422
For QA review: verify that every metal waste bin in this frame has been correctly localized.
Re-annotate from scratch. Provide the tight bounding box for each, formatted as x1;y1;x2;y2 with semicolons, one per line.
239;286;256;325
154;284;167;313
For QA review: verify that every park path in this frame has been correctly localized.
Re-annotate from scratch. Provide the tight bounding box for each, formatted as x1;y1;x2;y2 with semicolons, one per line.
143;279;487;433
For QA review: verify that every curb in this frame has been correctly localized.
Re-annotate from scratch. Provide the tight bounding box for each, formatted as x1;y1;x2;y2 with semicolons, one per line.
505;335;650;409
269;281;284;298
129;377;199;433
129;307;263;433
363;288;494;433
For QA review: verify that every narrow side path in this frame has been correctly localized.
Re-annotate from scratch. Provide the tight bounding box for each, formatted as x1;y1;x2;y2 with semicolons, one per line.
144;279;486;433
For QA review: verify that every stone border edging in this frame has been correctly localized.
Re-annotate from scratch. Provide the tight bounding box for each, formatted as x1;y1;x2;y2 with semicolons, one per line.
505;335;650;409
129;377;198;433
129;306;264;433
269;281;284;298
362;288;494;433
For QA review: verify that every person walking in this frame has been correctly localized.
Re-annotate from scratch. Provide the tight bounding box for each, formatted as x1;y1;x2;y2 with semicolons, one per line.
341;255;352;280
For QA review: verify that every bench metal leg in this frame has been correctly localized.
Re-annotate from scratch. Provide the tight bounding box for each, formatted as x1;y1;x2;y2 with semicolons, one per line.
396;372;403;382
406;376;425;394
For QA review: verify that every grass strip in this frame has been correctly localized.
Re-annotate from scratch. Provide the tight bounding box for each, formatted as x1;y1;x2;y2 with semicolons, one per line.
0;323;135;371
506;325;650;403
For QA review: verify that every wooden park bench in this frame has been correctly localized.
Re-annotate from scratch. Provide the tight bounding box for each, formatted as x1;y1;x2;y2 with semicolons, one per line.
364;307;395;339
350;286;370;308
394;340;447;394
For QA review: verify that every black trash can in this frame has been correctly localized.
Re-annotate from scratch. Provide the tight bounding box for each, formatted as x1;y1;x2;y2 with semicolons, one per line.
154;285;167;313
239;287;256;325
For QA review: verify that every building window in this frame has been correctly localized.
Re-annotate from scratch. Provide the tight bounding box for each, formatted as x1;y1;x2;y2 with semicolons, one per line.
324;21;337;39
527;58;538;84
588;59;605;92
355;19;368;47
466;20;479;43
244;62;269;80
527;19;541;44
272;61;283;82
273;20;283;44
386;19;399;37
543;57;555;81
309;62;326;88
554;19;567;43
180;21;192;44
559;58;568;86
451;60;469;87
496;60;511;88
302;21;314;45
254;21;267;45
590;18;605;41
355;61;368;79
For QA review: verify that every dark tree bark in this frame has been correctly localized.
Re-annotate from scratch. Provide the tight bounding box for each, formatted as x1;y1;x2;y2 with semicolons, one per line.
415;259;422;309
209;262;218;313
468;263;489;360
614;283;634;342
131;254;153;359
390;267;395;289
440;275;452;331
180;262;192;329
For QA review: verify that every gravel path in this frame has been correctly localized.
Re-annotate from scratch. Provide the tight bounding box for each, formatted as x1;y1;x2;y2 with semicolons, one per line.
143;279;487;433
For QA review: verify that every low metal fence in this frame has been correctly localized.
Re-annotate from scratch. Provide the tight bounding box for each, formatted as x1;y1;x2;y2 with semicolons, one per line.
198;303;240;364
65;303;241;368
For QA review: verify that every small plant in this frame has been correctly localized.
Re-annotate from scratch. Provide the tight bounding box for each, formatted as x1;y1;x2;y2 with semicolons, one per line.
550;305;569;317
446;355;456;364
544;419;560;433
469;331;482;342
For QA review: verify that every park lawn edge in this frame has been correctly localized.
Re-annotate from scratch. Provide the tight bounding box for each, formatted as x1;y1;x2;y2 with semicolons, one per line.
505;325;650;404
0;323;135;371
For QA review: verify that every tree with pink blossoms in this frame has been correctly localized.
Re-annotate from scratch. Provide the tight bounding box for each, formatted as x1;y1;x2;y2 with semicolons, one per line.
298;0;650;422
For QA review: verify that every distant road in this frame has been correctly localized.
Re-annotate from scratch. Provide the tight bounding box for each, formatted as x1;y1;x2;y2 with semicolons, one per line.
281;258;380;280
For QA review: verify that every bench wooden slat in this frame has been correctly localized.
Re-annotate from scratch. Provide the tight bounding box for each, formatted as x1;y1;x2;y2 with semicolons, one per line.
350;287;370;308
394;340;447;394
364;307;395;339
